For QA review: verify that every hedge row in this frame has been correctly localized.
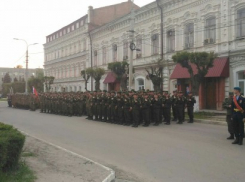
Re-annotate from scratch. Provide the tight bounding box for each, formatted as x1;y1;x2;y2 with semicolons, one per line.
0;122;25;172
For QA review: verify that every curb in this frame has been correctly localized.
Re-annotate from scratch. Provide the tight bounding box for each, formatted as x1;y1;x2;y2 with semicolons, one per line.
20;131;115;182
194;119;227;126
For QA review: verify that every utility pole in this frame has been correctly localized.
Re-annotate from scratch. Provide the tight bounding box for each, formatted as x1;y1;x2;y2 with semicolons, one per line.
156;0;170;92
128;0;135;91
156;0;164;91
25;48;28;94
14;38;38;94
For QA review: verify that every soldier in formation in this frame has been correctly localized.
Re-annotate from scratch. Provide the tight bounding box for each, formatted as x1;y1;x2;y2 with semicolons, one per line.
10;90;198;128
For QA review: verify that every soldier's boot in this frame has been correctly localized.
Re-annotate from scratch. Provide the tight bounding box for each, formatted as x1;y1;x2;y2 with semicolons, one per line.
239;137;243;145
227;134;234;140
232;138;239;144
177;121;183;124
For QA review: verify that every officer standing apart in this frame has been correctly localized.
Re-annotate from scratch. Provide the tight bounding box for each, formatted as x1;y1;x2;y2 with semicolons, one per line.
186;92;196;123
231;87;245;145
222;92;235;140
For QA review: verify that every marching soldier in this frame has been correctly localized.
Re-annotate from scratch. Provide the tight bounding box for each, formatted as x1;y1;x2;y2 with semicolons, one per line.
176;91;186;124
186;92;196;123
222;92;234;140
141;92;151;127
152;93;162;126
123;93;132;126
162;92;172;125
171;91;178;121
131;93;141;128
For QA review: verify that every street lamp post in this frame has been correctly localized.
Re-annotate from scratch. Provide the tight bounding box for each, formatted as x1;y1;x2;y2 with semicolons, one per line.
14;38;38;94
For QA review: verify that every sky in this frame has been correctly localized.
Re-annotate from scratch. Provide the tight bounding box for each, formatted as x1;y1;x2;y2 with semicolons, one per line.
0;0;151;69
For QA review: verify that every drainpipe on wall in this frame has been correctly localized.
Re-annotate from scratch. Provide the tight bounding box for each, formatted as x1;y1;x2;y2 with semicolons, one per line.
88;31;93;91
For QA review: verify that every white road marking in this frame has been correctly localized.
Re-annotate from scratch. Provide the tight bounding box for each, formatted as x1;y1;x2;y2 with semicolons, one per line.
20;130;115;182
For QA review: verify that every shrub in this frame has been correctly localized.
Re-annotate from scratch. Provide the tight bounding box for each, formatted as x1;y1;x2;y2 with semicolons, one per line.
0;123;25;172
0;123;13;131
0;138;7;170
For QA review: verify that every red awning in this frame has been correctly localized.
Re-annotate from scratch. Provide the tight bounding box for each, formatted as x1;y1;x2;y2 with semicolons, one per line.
103;72;117;84
170;57;229;79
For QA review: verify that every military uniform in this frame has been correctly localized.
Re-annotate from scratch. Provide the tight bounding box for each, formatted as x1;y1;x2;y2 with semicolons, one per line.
131;96;141;127
186;93;196;123
162;94;172;125
222;92;234;139
231;87;245;145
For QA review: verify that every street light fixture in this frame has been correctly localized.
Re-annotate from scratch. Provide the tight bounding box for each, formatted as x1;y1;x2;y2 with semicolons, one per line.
13;38;38;94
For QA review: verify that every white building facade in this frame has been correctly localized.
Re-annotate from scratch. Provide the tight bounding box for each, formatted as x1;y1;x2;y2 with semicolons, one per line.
44;0;245;109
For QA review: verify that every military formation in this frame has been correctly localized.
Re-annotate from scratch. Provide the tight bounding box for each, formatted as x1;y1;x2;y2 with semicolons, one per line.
10;93;38;110
10;90;196;128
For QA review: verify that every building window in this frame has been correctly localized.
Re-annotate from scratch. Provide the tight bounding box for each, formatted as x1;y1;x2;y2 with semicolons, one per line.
71;25;74;31
136;36;142;58
76;22;79;29
112;44;117;62
56;34;58;38
238;71;245;94
152;34;159;55
94;50;98;66
83;39;86;51
47;37;49;42
237;8;245;38
136;78;145;91
184;23;194;49
205;17;216;44
81;20;84;26
63;29;66;35
67;27;70;33
167;30;175;52
123;42;128;60
60;31;62;37
102;47;107;65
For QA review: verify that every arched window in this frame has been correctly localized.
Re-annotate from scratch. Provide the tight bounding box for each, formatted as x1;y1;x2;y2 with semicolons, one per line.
94;50;98;66
237;8;245;38
102;47;107;65
184;23;194;49
112;44;117;62
152;34;159;54
205;16;216;44
136;78;145;91
167;30;175;52
123;41;128;60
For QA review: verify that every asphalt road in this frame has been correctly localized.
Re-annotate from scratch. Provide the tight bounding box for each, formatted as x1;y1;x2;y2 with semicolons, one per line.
1;102;245;182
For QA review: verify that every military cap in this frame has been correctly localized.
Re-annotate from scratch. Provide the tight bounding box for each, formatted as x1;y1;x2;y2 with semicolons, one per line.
229;92;234;96
234;87;241;92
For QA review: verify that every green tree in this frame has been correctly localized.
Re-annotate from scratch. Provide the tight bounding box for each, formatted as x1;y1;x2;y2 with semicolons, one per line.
14;77;18;82
172;51;216;95
145;59;164;91
81;70;91;91
108;61;128;90
28;77;44;93
35;69;44;79
86;67;105;90
3;73;11;83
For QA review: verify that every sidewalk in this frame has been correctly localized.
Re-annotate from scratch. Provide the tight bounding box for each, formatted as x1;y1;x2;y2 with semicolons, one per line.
23;135;115;182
